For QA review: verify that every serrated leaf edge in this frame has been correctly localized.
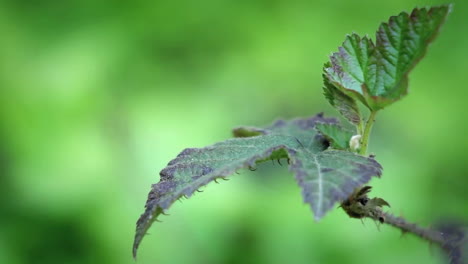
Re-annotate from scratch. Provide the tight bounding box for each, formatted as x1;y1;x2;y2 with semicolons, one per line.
133;143;294;258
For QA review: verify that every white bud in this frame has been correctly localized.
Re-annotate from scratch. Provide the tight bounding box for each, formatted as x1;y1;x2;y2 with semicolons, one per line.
349;135;362;151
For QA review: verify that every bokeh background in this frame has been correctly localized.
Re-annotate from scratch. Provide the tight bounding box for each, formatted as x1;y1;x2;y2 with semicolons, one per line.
0;0;467;263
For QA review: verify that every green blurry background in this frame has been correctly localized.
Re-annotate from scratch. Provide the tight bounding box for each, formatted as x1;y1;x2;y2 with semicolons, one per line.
0;0;467;263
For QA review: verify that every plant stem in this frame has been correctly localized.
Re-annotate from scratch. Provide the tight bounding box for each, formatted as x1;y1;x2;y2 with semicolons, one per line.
357;120;364;136
372;212;446;246
342;187;451;249
359;111;377;155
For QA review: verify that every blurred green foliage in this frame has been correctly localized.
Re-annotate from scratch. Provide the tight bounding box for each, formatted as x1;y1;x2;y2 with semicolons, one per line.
0;0;466;263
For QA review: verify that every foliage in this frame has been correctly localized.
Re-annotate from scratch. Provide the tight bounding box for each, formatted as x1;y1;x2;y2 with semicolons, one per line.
324;5;451;111
134;4;457;262
133;114;382;256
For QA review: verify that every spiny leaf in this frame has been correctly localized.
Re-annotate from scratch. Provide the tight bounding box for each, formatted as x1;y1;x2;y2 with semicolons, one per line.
325;5;451;110
288;150;381;219
323;63;362;125
234;112;338;142
133;135;297;258
315;123;354;150
133;114;382;257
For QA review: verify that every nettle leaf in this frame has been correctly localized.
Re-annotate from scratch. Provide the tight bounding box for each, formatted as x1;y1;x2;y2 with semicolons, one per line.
325;5;451;110
323;63;362;125
288;150;381;219
315;123;354;150
133;113;382;257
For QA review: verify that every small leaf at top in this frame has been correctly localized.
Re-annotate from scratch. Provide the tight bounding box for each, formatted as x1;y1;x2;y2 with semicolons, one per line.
133;114;382;257
325;5;451;110
315;123;354;150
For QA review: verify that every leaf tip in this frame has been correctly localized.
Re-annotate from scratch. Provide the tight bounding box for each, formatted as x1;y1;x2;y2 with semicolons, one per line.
314;215;323;222
132;244;138;260
132;230;142;260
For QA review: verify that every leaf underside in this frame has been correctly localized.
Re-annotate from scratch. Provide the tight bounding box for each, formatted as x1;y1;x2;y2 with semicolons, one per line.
325;5;451;110
133;113;382;257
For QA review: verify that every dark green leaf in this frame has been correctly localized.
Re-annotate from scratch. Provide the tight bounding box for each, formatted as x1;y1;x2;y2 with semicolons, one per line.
288;149;381;219
133;114;382;257
315;123;354;150
323;63;362;125
133;134;297;258
325;5;451;110
241;113;336;138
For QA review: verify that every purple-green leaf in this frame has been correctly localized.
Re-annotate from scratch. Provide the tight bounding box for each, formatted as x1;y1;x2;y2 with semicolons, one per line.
289;150;381;219
133;114;382;257
323;64;362;126
325;5;451;110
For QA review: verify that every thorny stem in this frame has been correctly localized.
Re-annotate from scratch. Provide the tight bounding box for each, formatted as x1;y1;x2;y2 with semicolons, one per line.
341;186;459;259
359;111;377;155
370;212;446;246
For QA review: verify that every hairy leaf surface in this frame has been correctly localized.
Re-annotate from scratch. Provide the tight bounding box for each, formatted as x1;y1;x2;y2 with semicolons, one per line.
288;150;381;219
133;114;382;257
325;5;451;110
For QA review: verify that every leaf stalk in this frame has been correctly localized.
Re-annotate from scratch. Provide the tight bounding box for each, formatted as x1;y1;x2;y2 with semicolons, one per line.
357;120;364;136
359;111;377;155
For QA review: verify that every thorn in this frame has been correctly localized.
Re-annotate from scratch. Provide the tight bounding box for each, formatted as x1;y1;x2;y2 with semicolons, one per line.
271;159;275;165
214;179;219;183
196;189;204;193
295;137;305;148
277;159;282;166
373;219;381;231
221;177;229;181
287;158;290;165
161;211;170;216
248;166;257;171
235;170;240;175
400;230;408;238
155;219;163;223
360;218;366;227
